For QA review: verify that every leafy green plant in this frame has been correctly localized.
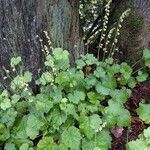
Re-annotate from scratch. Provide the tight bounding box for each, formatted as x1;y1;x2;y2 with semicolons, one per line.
143;49;150;67
136;103;150;124
0;48;149;149
126;127;150;150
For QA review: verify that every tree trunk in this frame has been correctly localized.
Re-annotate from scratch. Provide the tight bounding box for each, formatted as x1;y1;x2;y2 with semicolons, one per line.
117;0;150;66
0;0;83;82
135;0;150;50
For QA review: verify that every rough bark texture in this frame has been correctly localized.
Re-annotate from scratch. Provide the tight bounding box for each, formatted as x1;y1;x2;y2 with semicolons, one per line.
118;0;150;66
135;0;150;49
0;0;83;83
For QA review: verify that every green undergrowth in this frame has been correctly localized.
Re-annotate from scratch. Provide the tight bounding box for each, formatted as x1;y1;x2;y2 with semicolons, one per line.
126;127;150;150
0;48;150;150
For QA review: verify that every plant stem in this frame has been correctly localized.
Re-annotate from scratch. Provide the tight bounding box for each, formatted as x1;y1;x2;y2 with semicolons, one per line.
132;66;145;75
131;57;143;68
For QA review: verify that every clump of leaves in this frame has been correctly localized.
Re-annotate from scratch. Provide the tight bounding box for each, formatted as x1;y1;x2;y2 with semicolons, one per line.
0;48;149;149
126;127;150;150
143;49;150;67
136;103;150;124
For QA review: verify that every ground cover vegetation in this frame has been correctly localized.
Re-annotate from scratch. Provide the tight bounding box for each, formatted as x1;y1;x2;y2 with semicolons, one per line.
0;47;149;149
0;0;150;149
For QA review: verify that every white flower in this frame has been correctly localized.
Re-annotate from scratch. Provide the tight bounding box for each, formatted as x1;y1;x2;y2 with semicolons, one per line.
115;39;118;43
6;70;10;73
3;76;7;80
119;24;122;28
12;68;16;72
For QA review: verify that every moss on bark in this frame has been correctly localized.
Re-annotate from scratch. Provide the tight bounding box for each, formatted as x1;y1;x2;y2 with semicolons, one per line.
110;0;147;67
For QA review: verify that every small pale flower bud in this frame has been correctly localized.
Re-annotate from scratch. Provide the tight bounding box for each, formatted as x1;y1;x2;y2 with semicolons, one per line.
3;76;7;80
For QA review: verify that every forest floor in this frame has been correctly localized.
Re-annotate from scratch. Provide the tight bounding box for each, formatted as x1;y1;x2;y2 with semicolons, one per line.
111;82;150;150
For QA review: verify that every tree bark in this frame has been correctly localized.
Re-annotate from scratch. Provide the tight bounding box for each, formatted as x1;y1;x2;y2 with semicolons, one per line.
135;0;150;48
117;0;150;65
0;0;83;82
